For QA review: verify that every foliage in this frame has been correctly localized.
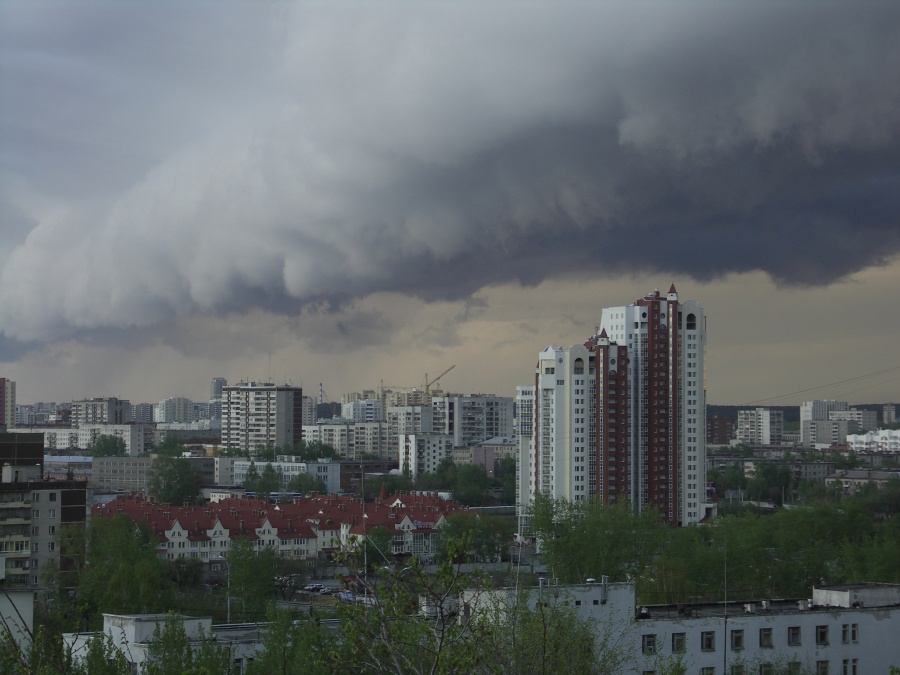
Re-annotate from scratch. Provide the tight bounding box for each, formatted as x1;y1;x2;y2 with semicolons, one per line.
286;471;327;495
244;462;284;497
436;512;513;563
90;434;127;457
415;459;495;506
227;538;278;621
146;455;201;505
247;606;333;675
169;557;205;591
153;436;189;457
144;613;232;675
284;440;338;460
530;495;666;584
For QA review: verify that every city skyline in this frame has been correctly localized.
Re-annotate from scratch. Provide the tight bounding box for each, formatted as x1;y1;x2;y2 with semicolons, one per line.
2;3;899;407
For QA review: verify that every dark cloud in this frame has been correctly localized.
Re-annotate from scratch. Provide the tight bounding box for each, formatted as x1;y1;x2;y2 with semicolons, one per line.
1;2;899;349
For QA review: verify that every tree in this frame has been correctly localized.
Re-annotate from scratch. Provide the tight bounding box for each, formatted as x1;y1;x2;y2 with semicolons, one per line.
452;464;492;506
227;538;277;621
247;606;332;675
286;471;326;495
437;512;513;563
244;462;284;498
153;435;189;457
146;455;201;505
90;434;127;457
144;613;233;675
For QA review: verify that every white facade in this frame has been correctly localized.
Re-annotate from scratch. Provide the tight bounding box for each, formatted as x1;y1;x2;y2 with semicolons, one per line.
221;382;303;454
386;406;434;460
302;420;389;459
232;457;341;494
801;400;849;446
737;408;784;446
14;424;155;456
847;429;900;454
341;399;384;423
71;397;132;426
154;396;194;423
431;395;514;448
399;433;454;479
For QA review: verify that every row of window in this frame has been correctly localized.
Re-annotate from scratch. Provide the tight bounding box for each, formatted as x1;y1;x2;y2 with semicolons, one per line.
642;623;860;655
648;662;857;675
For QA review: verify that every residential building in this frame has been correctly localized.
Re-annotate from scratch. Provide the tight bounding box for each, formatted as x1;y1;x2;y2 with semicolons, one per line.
1;378;16;428
399;433;454;479
825;469;900;496
15;424;156;455
829;408;878;433
301;395;317;427
847;429;900;454
132;403;154;424
800;400;849;446
431;395;514;448
520;285;709;526
221;382;303;454
302;419;389;459
154;397;194;423
884;404;896;426
386;406;434;460
341;399;384;423
706;415;735;445
807;420;853;448
91;456;154;493
209;376;227;421
71;397;133;426
737;408;784;446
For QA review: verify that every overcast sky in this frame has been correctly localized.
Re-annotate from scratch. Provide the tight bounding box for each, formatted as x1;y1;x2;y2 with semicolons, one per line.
2;1;899;407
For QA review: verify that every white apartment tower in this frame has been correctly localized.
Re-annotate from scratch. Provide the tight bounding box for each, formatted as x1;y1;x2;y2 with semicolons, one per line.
221;382;303;454
736;408;784;445
431;395;514;448
521;285;708;526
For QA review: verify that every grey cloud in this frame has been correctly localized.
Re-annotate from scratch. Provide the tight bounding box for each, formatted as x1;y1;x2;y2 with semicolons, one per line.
1;2;899;349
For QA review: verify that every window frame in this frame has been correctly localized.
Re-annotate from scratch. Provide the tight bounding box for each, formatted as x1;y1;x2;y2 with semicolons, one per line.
701;630;716;652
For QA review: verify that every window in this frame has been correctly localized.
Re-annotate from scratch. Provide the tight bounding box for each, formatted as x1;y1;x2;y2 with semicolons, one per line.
48;509;57;519
788;626;801;646
841;624;858;644
49;542;55;551
700;669;715;675
759;628;773;648
731;629;744;651
731;666;746;675
759;665;774;675
816;625;829;645
816;662;829;675
842;659;857;675
642;634;657;654
787;663;801;675
49;492;57;502
32;543;39;552
671;632;686;653
48;525;55;535
701;631;716;652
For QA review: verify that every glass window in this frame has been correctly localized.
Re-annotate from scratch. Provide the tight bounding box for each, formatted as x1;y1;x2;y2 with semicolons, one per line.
816;662;829;675
731;629;744;651
759;665;774;675
671;632;686;653
816;625;829;646
759;628;773;648
701;631;716;652
641;634;657;655
788;626;801;646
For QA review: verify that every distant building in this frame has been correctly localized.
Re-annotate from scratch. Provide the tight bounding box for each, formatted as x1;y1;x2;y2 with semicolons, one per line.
71;397;133;426
431;395;514;448
737;408;784;446
341;399;384;423
825;469;900;496
883;404;896;426
154;396;194;423
232;457;341;494
829;408;877;433
706;415;735;445
399;433;454;480
15;424;155;455
0;378;16;429
800;400;848;446
847;429;900;454
221;382;303;454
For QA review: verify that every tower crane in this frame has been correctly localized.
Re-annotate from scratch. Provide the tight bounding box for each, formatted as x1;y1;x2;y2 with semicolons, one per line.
423;365;455;397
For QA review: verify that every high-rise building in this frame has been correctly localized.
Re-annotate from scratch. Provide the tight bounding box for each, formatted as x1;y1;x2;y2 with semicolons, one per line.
737;408;784;446
431;395;514;448
70;398;132;427
800;400;849;446
221;382;303;454
520;285;709;526
1;378;16;429
884;404;896;426
209;377;227;421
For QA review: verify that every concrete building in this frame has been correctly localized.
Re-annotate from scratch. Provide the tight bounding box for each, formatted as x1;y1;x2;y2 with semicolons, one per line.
0;431;88;587
801;400;849;447
806;420;853;448
341;399;384;423
64;613;264;674
431;395;514;448
464;580;900;675
706;415;735;445
737;408;784;446
154;397;194;424
221;382;303;454
91;456;155;493
520;286;709;526
884;404;896;426
399;433;454;479
847;429;900;454
1;377;16;428
232;457;341;494
302;419;389;459
16;424;156;455
825;469;900;496
71;397;133;426
386;406;434;460
829;408;878;433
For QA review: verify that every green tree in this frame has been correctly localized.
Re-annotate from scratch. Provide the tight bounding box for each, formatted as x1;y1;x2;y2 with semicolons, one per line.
247;606;332;675
227;538;277;620
90;434;127;457
144;613;233;675
153;435;189;457
452;464;493;506
286;471;326;495
146;455;201;505
437;512;513;563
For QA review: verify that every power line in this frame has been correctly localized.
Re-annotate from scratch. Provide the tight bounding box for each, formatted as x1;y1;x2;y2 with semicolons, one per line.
743;363;900;406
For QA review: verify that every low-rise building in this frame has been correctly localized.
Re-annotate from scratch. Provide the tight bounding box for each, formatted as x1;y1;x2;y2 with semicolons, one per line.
825;469;900;496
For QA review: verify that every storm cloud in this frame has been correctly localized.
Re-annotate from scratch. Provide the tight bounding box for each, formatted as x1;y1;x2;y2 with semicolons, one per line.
2;2;899;346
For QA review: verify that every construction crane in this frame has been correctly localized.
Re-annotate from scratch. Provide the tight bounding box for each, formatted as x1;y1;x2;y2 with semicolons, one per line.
423;365;455;397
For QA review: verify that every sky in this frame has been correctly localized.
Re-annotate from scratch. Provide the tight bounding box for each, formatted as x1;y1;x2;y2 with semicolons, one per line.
1;1;899;408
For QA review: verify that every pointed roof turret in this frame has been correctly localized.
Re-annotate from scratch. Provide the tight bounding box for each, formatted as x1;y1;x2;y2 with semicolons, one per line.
668;283;677;294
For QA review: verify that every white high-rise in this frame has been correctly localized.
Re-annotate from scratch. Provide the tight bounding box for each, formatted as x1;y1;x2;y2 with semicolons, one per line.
519;285;709;526
221;382;303;454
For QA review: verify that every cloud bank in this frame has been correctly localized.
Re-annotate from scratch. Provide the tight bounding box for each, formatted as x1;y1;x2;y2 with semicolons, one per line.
2;2;899;346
